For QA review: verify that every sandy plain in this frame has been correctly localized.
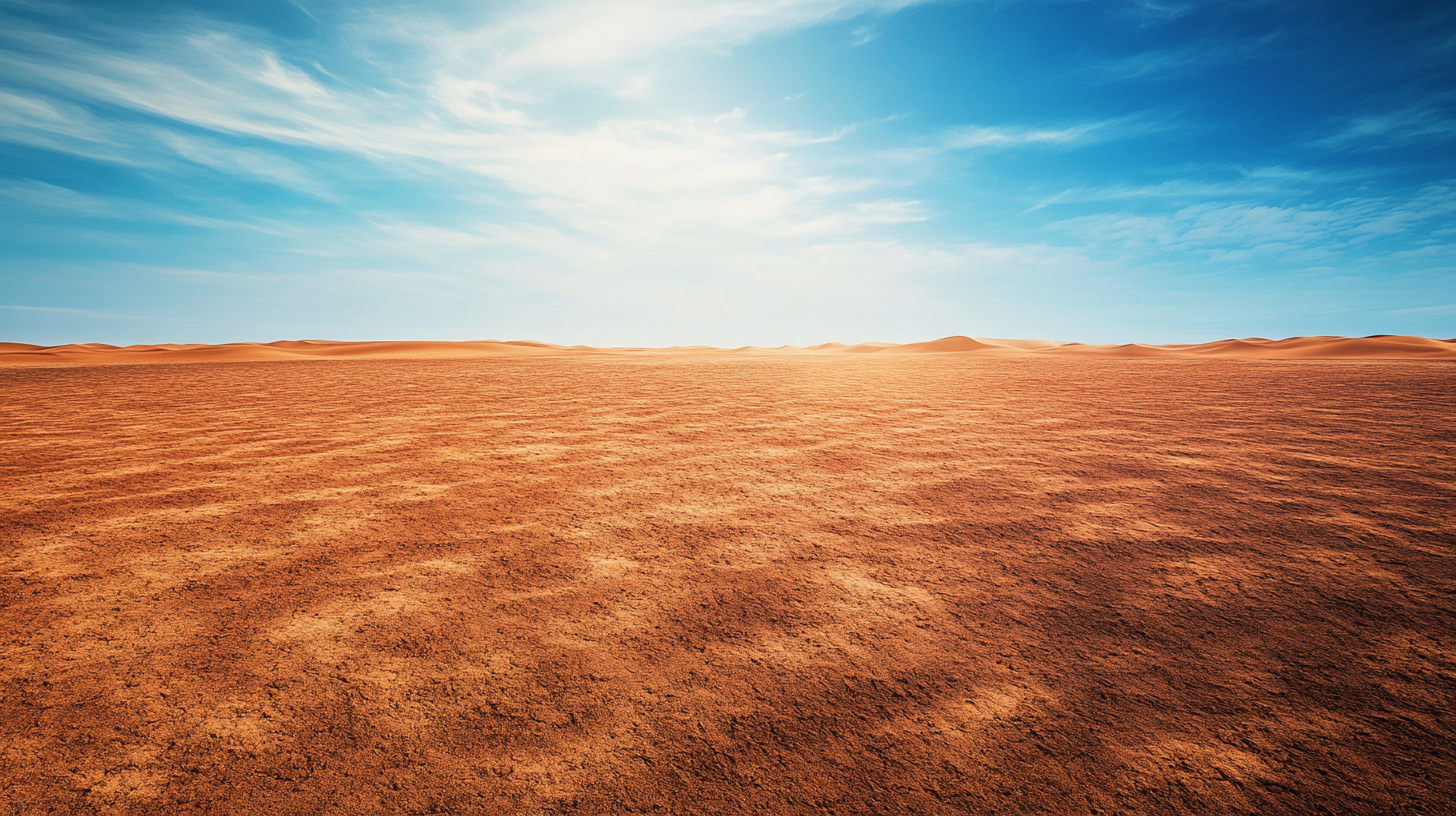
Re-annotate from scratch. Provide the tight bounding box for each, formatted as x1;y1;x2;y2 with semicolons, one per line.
1;332;1454;366
1;350;1453;814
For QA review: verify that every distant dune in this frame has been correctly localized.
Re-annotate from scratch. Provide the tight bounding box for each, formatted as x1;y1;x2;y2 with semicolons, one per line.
0;334;1452;367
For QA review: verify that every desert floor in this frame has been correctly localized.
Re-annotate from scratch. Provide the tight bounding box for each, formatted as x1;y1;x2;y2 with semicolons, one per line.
1;357;1453;814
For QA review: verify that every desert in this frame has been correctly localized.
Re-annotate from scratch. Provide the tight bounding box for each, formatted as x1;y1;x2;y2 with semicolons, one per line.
7;0;1454;810
1;333;1453;367
1;341;1453;814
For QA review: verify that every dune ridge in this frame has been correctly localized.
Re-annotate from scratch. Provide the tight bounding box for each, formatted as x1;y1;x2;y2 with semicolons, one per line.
0;334;1452;367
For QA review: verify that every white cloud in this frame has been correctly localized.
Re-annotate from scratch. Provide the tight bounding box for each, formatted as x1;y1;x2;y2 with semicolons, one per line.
1029;180;1281;211
1116;0;1202;23
786;199;931;234
0;87;145;166
0;13;898;235
939;115;1161;151
156;131;335;199
9;0;1347;345
850;24;880;45
1024;165;1369;211
0;302;202;322
469;0;927;73
1050;185;1456;262
432;77;531;125
1313;102;1456;151
1083;33;1277;82
0;179;296;233
4;0;1036;312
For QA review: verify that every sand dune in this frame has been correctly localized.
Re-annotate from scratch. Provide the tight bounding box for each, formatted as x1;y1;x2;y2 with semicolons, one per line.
0;334;1451;367
880;335;1005;354
0;339;569;367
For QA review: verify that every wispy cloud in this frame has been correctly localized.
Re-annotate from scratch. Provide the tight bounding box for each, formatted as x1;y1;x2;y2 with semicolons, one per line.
1049;185;1456;263
1114;0;1203;24
3;0;1173;312
1312;101;1456;151
850;24;880;46
1083;33;1278;82
465;0;927;73
156;131;336;199
1026;165;1369;211
1028;179;1286;211
0;180;296;233
0;303;202;322
0;16;887;245
2;0;1450;343
1;304;99;314
940;115;1166;151
0;88;150;167
785;199;931;234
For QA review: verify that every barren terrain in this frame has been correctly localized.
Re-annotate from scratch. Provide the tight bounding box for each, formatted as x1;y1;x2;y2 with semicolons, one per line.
1;356;1453;814
1;333;1453;367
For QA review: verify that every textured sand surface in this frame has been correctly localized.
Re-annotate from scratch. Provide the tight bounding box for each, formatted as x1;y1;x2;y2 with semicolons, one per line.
1;334;1453;367
1;358;1453;814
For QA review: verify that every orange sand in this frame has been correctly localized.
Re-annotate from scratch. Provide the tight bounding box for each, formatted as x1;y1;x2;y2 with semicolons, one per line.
1;356;1453;813
1;334;1453;367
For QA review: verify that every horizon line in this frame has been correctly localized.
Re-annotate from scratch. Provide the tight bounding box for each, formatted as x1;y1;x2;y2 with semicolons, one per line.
3;335;1455;367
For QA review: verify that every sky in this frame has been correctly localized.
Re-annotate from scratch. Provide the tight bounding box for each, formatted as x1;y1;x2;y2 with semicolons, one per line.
1;0;1453;346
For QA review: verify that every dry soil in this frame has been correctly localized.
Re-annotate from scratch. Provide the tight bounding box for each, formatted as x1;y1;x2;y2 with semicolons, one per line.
1;357;1453;814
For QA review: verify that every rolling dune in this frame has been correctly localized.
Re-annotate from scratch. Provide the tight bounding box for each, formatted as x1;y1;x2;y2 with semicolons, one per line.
0;334;1453;367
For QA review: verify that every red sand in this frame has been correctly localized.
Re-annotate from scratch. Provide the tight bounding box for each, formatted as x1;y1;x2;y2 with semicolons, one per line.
1;356;1453;814
0;334;1453;368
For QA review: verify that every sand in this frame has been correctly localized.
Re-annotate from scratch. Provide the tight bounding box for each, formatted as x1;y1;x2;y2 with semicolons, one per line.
1;356;1453;814
0;334;1453;367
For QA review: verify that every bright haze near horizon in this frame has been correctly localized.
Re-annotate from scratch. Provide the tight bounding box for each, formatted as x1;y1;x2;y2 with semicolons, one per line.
1;0;1453;347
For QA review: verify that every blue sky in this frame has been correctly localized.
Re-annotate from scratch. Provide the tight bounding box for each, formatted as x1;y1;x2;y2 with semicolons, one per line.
1;0;1452;345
